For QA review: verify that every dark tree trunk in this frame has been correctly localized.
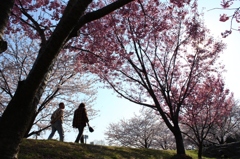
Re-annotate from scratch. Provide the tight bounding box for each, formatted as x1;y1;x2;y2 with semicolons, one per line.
156;104;186;155
0;0;15;53
0;80;45;158
173;126;186;155
0;0;14;34
198;142;203;159
23;111;38;138
0;0;93;158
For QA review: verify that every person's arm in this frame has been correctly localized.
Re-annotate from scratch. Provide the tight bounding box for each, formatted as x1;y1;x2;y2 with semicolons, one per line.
72;110;77;127
60;109;63;118
84;108;89;123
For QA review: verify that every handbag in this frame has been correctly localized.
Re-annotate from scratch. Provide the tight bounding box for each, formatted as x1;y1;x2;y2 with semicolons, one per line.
87;123;94;132
88;126;94;132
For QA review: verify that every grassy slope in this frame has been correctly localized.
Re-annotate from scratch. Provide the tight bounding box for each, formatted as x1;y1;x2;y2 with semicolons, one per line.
18;139;216;159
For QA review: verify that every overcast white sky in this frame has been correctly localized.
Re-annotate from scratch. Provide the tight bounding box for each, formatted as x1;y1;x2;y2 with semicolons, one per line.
41;0;240;144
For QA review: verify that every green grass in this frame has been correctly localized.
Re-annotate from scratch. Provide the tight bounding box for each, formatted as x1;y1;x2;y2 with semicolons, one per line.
18;139;216;159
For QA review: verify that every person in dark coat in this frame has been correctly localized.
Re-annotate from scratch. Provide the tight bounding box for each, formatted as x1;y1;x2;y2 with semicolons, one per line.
72;103;89;143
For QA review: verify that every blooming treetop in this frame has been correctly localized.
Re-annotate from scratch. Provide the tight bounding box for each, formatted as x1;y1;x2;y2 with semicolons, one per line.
219;0;240;37
182;75;234;126
75;1;225;106
6;0;194;55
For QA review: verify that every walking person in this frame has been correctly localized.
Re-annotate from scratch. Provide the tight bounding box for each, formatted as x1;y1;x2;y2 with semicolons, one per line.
48;102;65;141
72;103;89;143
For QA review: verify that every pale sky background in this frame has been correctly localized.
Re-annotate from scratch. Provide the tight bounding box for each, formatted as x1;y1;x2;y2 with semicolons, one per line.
40;0;240;144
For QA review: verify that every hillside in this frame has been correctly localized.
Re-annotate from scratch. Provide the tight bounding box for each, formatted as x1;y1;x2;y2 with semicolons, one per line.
18;139;215;159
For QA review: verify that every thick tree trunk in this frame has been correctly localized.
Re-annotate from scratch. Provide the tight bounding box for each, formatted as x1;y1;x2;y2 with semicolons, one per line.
198;142;203;159
24;112;37;138
0;0;15;53
174;127;186;155
0;0;14;34
0;80;46;158
0;0;92;158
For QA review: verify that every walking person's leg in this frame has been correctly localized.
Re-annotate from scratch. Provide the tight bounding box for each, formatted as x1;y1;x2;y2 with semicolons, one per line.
55;120;64;141
75;126;84;143
48;124;57;140
80;135;84;144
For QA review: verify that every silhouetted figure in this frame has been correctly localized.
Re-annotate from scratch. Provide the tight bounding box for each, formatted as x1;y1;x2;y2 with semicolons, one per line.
72;103;89;143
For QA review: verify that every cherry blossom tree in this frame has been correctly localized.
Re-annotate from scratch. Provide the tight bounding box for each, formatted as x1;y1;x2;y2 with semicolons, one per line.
206;100;240;145
0;0;194;158
181;75;234;159
76;1;225;156
105;108;175;149
0;33;99;138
